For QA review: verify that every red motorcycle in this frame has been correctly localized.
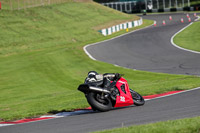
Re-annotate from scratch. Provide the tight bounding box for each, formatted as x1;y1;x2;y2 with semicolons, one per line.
78;71;145;111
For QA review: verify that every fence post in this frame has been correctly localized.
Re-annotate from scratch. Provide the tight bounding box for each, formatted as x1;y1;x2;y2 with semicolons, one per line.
24;0;26;10
9;0;12;10
188;0;190;7
163;0;165;9
157;0;159;9
18;0;19;10
144;0;147;10
41;0;44;6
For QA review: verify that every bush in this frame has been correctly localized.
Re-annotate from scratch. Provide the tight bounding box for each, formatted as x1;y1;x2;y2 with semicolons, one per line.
170;8;177;12
132;10;141;13
158;9;164;12
183;6;190;11
147;9;152;13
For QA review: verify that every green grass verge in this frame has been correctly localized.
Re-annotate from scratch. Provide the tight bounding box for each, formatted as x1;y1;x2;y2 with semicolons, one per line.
0;1;200;121
174;21;200;52
94;116;200;133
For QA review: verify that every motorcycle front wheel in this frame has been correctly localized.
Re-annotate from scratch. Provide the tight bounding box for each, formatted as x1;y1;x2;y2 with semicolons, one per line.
130;89;145;106
86;92;112;112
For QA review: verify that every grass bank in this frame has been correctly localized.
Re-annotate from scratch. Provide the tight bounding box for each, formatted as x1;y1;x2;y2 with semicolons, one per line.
94;116;200;133
174;21;200;52
0;1;200;121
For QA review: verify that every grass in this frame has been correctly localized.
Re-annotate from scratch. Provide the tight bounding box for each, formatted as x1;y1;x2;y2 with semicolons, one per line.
0;1;200;121
0;2;139;56
174;21;200;52
94;116;200;133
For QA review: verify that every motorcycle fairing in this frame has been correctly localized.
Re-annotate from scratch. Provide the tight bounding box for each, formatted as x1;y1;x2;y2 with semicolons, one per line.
114;77;134;107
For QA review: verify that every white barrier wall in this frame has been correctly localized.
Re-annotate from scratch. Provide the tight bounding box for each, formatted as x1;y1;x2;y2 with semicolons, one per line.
100;18;143;36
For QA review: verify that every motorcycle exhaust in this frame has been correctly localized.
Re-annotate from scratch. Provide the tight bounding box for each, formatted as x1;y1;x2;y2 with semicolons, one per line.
78;84;110;94
89;86;110;93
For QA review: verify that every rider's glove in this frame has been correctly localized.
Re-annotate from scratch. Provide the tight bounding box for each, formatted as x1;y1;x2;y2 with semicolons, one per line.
115;73;120;80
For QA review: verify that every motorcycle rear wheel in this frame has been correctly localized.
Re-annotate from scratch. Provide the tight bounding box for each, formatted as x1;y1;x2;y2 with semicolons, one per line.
130;89;145;106
86;92;112;112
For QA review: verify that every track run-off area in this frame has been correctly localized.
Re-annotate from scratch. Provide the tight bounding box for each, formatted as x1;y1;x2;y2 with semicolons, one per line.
0;13;200;133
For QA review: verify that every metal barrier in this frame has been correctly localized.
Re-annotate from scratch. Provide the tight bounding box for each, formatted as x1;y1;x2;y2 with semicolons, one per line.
102;0;192;13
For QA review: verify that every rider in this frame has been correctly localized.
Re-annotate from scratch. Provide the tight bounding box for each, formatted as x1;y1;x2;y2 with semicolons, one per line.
85;71;120;89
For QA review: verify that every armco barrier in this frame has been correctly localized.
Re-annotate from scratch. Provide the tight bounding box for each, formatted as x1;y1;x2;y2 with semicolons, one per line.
99;18;143;36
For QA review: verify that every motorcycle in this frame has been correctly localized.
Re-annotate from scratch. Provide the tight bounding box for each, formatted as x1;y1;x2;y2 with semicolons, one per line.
77;72;145;111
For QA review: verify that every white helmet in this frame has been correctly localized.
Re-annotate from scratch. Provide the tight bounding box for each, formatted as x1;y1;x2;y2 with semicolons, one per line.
87;71;98;82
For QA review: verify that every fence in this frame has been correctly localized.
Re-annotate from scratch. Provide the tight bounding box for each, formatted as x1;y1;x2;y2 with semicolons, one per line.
145;0;190;10
0;0;73;10
102;0;192;13
102;1;140;13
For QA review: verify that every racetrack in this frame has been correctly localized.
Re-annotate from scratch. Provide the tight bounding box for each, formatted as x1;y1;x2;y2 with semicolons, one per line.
0;13;200;133
86;13;200;75
1;88;200;133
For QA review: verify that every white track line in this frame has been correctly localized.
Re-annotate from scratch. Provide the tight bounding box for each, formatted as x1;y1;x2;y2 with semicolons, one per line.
171;16;200;54
145;87;200;101
0;124;14;127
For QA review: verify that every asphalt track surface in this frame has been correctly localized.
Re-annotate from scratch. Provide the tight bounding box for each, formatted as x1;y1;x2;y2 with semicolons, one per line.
86;13;200;75
1;88;200;133
1;13;200;133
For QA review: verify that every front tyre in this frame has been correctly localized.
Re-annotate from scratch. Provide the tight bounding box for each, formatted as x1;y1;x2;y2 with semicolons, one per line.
86;92;112;112
130;89;145;106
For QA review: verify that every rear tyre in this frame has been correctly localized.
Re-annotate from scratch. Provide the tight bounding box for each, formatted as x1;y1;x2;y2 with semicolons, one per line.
86;92;112;112
130;89;145;106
